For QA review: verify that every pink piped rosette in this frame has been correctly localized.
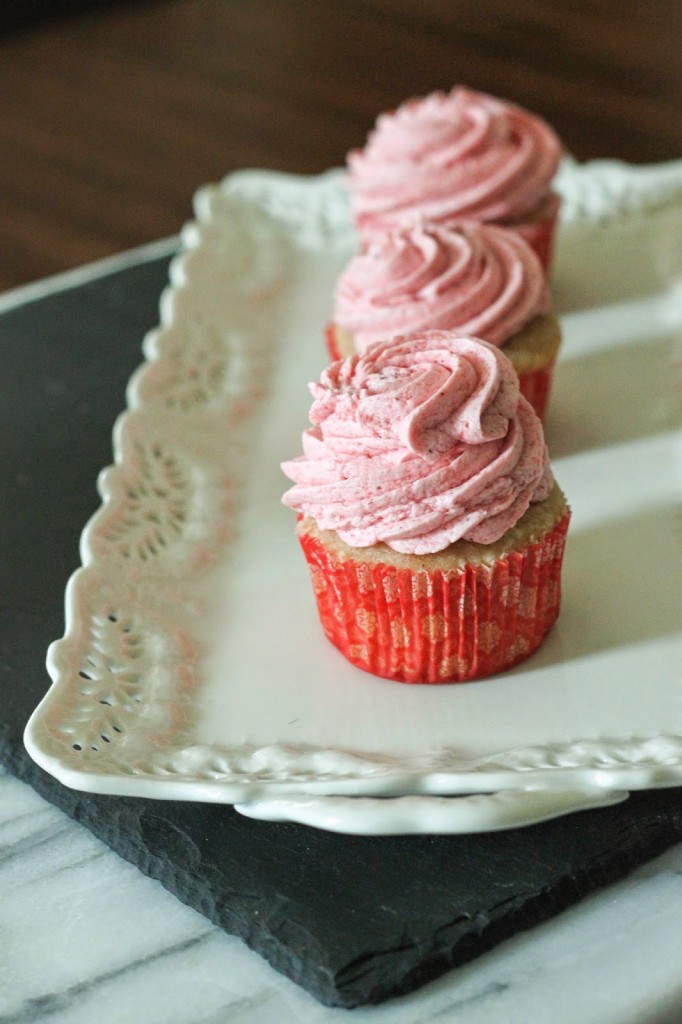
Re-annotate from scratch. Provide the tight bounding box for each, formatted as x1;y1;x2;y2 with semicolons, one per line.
326;220;562;420
282;332;570;684
347;86;562;273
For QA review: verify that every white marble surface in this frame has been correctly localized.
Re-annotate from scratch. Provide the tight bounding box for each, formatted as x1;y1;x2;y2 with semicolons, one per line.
2;766;681;1024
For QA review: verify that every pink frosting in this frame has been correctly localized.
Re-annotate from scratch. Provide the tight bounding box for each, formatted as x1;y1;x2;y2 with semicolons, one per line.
333;221;549;353
348;87;561;236
282;332;553;554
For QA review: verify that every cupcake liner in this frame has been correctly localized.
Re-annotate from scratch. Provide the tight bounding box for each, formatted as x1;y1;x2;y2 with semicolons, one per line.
517;358;556;422
298;509;570;684
325;322;341;362
513;193;561;273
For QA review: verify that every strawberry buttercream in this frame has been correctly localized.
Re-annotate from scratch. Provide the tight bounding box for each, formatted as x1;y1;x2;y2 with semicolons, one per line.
348;86;561;237
333;221;549;353
282;332;553;554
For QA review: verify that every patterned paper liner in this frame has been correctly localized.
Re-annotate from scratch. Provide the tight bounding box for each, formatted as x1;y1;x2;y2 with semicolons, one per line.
325;322;342;362
298;509;570;684
512;192;561;273
517;358;556;422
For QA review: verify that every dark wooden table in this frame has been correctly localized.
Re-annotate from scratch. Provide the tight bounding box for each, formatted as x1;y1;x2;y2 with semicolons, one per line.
1;0;681;293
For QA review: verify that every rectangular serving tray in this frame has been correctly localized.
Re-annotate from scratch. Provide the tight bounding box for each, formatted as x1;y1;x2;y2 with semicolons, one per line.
24;161;682;834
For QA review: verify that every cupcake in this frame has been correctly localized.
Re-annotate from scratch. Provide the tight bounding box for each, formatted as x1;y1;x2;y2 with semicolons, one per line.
347;86;562;272
282;332;570;684
326;220;562;420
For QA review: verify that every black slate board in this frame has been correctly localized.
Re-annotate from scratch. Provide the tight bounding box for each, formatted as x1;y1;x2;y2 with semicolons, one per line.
2;255;681;1008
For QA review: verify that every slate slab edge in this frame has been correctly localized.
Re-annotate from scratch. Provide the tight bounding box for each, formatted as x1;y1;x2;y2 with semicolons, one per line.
2;252;682;1008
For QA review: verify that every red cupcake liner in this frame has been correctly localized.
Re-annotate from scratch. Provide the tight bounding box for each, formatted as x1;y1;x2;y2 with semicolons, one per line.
299;509;570;684
513;193;561;274
517;358;556;422
325;322;341;361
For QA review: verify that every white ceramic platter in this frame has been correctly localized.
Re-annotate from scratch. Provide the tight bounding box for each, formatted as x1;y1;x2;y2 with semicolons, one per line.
25;160;682;834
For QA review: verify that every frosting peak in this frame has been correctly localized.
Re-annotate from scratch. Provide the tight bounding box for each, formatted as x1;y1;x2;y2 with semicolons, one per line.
282;333;553;554
333;221;549;353
348;86;561;235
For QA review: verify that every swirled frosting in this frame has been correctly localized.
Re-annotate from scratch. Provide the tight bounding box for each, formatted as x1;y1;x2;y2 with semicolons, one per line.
348;87;561;235
282;332;553;554
333;221;549;353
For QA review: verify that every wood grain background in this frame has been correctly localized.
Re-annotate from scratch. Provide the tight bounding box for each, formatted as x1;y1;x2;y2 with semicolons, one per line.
1;0;680;292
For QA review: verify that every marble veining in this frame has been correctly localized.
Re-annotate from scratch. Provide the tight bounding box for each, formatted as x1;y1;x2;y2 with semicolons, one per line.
2;766;682;1023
